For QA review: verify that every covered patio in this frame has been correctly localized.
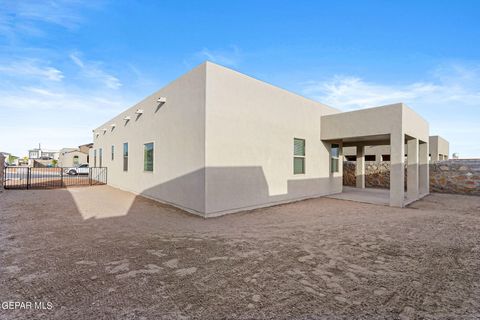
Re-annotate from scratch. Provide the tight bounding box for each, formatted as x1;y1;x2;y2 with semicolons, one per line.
321;103;430;207
327;186;390;206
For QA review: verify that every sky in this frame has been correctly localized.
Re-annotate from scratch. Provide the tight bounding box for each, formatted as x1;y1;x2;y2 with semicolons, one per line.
1;0;479;158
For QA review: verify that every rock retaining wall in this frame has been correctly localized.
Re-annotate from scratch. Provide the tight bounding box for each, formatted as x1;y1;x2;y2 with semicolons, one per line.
430;160;480;195
343;159;480;196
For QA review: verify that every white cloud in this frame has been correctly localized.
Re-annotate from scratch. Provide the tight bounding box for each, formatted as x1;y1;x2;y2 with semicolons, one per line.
0;1;104;37
302;63;480;111
0;60;64;81
189;46;242;67
301;63;480;158
69;52;122;89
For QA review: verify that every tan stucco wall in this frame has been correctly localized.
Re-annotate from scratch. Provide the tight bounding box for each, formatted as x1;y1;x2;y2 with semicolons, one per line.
92;62;345;216
204;63;341;215
343;145;391;161
344;135;449;162
92;63;207;214
58;151;88;167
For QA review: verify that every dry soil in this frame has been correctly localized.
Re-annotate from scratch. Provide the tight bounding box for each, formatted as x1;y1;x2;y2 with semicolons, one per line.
0;186;479;319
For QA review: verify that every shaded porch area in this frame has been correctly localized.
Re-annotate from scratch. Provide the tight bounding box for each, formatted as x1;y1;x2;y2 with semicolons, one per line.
326;186;390;206
321;103;430;207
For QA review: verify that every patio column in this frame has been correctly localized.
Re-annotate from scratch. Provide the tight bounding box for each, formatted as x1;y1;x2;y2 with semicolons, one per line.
356;146;365;188
390;132;405;207
419;142;429;195
407;138;419;200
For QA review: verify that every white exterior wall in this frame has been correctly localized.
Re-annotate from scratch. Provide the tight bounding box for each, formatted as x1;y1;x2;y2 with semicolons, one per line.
204;63;341;216
92;64;206;214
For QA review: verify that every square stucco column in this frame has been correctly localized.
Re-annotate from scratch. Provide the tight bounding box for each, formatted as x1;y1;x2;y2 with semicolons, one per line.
390;132;405;207
419;142;429;195
356;146;365;188
407;138;419;200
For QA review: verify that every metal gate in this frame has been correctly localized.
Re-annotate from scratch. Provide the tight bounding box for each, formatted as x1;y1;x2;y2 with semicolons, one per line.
3;167;107;189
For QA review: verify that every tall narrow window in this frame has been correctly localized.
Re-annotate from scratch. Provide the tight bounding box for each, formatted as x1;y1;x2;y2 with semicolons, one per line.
111;145;115;161
331;144;340;173
73;155;79;166
123;143;128;171
94;149;97;167
99;148;103;167
294;138;305;174
144;142;154;172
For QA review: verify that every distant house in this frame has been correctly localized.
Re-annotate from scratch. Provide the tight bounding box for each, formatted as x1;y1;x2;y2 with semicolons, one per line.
58;144;92;167
28;146;59;161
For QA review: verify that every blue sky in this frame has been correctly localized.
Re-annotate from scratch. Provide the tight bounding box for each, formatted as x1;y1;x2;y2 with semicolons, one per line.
1;0;479;157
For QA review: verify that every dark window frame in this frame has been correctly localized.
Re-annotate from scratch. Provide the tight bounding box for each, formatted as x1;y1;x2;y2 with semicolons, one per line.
123;143;128;172
144;142;154;172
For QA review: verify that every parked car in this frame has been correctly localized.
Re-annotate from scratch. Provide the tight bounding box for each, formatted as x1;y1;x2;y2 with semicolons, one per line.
65;164;89;175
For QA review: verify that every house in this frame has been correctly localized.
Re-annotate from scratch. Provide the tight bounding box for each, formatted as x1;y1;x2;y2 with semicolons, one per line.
91;62;429;217
343;135;450;162
28;145;59;161
58;145;91;167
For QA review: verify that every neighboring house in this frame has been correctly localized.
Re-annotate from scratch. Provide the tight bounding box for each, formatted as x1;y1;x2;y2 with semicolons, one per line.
79;143;93;155
343;135;450;162
58;147;89;167
28;145;60;167
28;145;59;161
91;62;430;217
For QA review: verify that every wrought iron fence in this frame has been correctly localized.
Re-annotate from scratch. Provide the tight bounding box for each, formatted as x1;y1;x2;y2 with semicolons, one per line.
3;167;107;189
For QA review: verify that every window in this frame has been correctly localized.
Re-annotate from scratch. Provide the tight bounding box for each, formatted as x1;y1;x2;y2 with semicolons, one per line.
345;155;356;161
111;145;115;161
123;143;128;171
365;155;376;161
293;138;305;174
73;155;79;166
94;149;97;167
382;154;390;161
144;142;154;172
331;144;340;173
99;148;103;167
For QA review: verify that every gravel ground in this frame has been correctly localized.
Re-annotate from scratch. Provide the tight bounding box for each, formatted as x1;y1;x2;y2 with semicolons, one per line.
0;186;479;319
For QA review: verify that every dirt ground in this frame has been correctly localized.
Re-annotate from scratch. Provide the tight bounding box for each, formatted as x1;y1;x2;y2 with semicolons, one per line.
1;186;479;319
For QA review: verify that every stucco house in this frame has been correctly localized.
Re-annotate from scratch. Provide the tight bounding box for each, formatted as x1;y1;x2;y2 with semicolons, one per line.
58;147;89;167
91;62;429;217
343;135;449;162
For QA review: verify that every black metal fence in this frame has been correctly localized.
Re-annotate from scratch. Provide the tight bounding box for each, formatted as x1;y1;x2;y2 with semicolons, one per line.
3;167;107;189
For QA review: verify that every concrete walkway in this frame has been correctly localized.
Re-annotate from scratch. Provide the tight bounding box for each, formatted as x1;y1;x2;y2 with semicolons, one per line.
326;186;390;205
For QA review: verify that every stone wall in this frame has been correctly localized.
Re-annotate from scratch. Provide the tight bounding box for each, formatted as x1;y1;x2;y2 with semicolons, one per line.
343;159;480;195
343;161;404;189
430;160;480;195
